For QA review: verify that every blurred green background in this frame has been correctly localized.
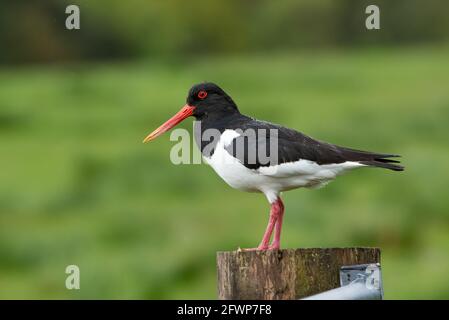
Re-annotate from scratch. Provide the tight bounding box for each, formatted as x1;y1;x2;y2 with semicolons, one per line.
1;0;449;299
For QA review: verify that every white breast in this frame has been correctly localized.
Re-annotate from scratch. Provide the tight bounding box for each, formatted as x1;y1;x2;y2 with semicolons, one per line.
203;130;260;192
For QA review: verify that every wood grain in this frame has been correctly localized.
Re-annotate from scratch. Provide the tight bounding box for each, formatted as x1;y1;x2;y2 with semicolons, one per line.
217;248;380;299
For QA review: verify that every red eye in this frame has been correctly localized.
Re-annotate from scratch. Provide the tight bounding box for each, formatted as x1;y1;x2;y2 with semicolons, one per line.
198;90;208;99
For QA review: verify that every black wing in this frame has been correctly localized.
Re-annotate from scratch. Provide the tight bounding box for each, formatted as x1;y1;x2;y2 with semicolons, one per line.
224;118;404;171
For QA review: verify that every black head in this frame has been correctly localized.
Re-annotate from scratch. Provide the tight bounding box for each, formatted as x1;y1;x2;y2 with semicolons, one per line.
187;82;239;120
143;82;239;143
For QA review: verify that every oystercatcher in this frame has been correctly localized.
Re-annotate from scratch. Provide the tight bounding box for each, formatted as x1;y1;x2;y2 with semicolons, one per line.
144;82;403;250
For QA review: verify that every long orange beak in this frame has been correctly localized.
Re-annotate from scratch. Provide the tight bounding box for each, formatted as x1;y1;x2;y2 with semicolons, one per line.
143;104;195;143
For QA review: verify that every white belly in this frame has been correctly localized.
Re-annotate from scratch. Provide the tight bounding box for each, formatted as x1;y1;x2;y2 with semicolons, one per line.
203;130;365;201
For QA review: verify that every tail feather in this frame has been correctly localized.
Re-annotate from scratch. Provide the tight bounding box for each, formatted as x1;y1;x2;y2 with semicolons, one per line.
337;146;404;171
359;160;404;171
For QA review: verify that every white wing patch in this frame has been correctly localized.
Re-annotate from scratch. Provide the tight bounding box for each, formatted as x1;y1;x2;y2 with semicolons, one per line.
258;160;366;178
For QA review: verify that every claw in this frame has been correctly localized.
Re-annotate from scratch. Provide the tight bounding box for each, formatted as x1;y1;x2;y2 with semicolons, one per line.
239;245;269;252
268;242;280;250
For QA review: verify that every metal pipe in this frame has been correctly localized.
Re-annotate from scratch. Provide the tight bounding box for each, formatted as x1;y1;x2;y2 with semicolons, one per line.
302;279;382;300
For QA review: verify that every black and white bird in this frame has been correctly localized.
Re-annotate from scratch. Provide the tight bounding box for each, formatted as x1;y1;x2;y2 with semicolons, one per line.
144;82;403;250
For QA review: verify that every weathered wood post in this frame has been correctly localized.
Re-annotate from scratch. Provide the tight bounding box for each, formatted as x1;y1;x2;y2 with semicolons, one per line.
217;247;380;299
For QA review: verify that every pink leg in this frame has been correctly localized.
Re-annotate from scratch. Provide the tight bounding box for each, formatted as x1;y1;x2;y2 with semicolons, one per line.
242;197;284;251
269;198;284;250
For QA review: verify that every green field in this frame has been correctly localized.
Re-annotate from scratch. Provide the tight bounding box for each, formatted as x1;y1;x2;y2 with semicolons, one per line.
1;45;449;299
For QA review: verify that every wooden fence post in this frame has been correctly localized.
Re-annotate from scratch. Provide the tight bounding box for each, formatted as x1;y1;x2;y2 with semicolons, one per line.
217;247;380;300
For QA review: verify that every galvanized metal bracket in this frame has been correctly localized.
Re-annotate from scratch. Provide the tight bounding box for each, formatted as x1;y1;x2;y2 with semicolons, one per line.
340;263;383;297
302;263;383;300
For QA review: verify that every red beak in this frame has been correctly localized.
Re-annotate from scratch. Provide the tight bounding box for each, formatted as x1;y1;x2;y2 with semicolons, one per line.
143;104;195;143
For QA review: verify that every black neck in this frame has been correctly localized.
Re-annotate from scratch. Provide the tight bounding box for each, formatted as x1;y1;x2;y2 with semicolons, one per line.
197;110;249;132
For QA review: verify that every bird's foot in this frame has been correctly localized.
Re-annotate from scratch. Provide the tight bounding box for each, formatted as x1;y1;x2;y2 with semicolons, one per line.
238;243;282;251
268;242;280;250
238;245;269;252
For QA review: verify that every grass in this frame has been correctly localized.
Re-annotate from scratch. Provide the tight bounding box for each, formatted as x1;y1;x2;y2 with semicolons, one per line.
0;45;449;299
